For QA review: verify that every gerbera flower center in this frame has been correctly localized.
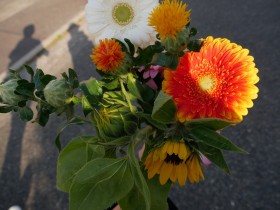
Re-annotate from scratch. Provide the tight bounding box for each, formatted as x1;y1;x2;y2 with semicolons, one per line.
198;75;216;92
112;3;134;26
164;154;184;165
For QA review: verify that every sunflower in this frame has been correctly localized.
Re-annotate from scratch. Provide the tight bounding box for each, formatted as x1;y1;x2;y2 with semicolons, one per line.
85;0;158;47
162;36;259;122
90;38;126;73
149;0;190;40
145;141;204;186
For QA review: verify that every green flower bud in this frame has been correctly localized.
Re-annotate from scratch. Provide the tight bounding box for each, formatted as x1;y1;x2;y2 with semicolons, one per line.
0;79;25;105
162;27;190;53
93;106;138;140
44;79;73;107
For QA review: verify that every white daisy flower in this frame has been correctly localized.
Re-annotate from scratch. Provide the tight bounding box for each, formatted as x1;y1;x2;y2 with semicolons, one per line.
85;0;159;47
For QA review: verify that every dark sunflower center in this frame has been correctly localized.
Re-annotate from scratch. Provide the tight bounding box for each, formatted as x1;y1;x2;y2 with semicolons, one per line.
164;154;184;165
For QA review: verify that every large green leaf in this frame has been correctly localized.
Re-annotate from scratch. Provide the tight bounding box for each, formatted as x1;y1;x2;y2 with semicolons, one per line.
119;143;151;210
197;143;230;174
185;118;235;130
55;117;86;151
190;127;248;154
70;158;134;210
56;136;104;192
152;91;176;123
119;143;171;210
146;174;171;210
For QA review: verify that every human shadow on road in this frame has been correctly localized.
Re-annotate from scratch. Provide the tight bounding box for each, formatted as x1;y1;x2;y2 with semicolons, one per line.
0;24;50;210
8;24;48;70
0;113;33;210
67;23;99;80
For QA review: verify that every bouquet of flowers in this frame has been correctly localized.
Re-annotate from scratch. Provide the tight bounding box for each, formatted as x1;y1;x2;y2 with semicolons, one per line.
0;0;259;209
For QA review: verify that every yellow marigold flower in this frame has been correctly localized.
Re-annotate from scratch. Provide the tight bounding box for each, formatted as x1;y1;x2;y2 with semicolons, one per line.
149;0;191;40
162;36;259;122
145;141;204;186
90;38;125;72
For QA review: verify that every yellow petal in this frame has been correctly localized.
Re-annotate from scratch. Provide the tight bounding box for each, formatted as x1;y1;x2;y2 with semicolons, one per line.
173;143;179;155
167;142;174;155
153;149;160;162
170;165;178;182
160;142;169;160
159;163;173;185
178;142;187;160
148;160;163;179
177;163;188;186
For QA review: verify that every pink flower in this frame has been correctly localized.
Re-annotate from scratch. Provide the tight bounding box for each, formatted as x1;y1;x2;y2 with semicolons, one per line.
200;154;211;166
138;65;164;90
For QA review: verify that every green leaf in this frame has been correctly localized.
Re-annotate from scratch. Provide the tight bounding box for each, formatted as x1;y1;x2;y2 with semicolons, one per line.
189;27;198;37
24;65;34;79
145;174;171;210
187;40;203;52
134;41;164;66
190;127;248;154
18;106;33;121
81;95;93;116
57;136;104;192
99;136;131;146
35;105;51;126
154;53;179;70
15;82;35;97
0;106;14;113
137;112;168;130
152;91;176;123
68;68;79;89
70;158;134;210
127;73;144;101
124;121;138;135
124;38;135;55
40;75;56;86
121;143;151;210
120;169;171;210
185;118;235;130
55;117;86;151
82;78;102;96
33;69;45;90
101;78;119;90
197;143;230;174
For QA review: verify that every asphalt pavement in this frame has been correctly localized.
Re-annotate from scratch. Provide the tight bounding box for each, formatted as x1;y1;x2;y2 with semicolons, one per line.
0;0;280;210
0;0;86;76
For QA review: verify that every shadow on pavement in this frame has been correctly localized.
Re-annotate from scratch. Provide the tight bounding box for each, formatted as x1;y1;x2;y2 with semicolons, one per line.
8;24;48;70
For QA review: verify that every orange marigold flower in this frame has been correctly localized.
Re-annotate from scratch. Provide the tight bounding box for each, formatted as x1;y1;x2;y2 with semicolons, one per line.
149;0;190;40
90;38;125;72
162;36;259;122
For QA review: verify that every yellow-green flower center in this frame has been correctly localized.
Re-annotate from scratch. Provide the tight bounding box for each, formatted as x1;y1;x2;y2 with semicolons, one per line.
199;76;216;92
112;3;134;26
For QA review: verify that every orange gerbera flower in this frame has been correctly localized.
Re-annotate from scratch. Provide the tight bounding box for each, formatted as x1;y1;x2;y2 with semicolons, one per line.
162;36;259;122
90;38;125;72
